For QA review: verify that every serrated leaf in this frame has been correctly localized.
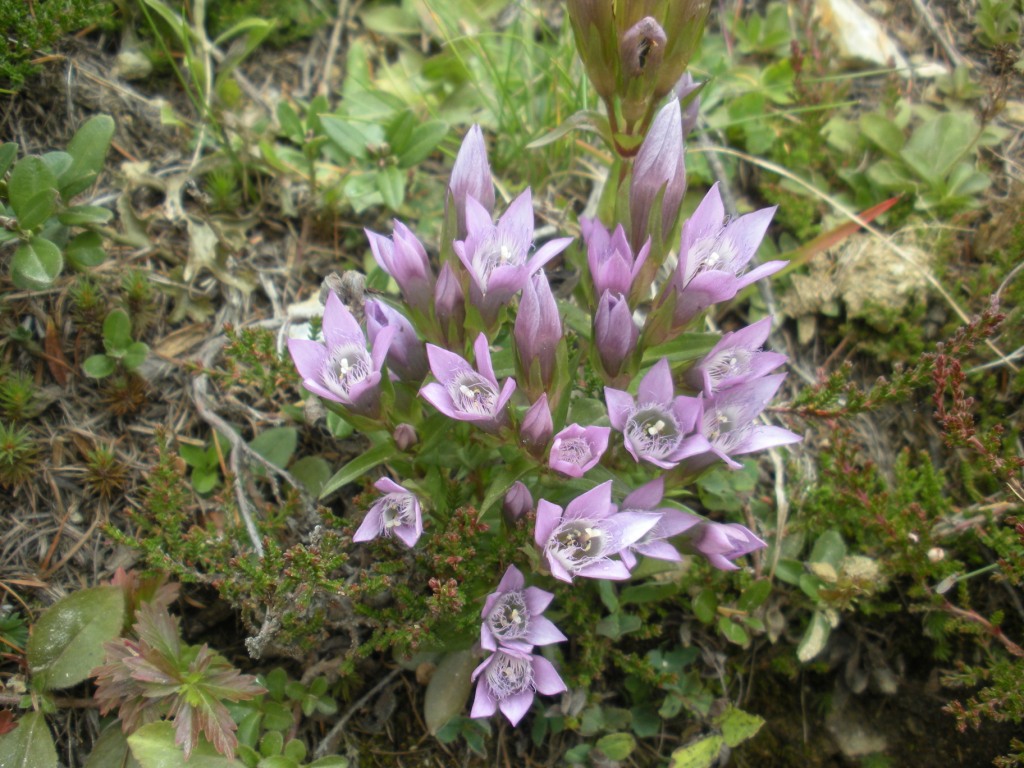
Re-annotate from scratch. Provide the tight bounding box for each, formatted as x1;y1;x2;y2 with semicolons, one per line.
0;711;58;768
8;156;58;223
85;722;143;768
424;649;476;735
12;237;63;290
128;722;237;768
319;441;397;499
60;115;115;200
28;585;125;691
715;705;764;748
82;354;117;379
669;734;724;768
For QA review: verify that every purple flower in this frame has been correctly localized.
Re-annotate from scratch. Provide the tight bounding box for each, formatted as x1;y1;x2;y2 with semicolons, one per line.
520;394;553;455
674;72;702;136
454;190;572;326
433;262;466;346
581;217;650;302
470;647;566;726
480;565;567;652
616;478;701;570
605;358;709;469
534;481;660;582
366;221;435;315
503;481;533;523
630;99;686;251
683;373;802;472
364;300;428;383
419;333;516;431
681;520;766;571
683;317;788;395
548;423;610;478
287;291;394;416
448;125;494;240
352;478;423;548
515;271;562;392
665;184;786;328
594;290;639;379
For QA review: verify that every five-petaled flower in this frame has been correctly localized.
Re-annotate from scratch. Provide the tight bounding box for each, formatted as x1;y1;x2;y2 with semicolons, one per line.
419;334;516;432
681;520;766;571
480;565;566;652
683;316;787;396
470;647;566;726
535;481;660;582
353;478;423;548
548;423;610;478
287;291;394;417
606;358;708;469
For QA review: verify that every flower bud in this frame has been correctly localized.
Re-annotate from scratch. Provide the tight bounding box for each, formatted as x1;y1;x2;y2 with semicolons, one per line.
514;271;562;393
448;125;494;240
582;217;651;306
629;99;686;252
365;300;428;383
594;291;638;378
434;262;465;346
366;222;435;314
393;423;418;451
502;481;533;523
520;394;553;456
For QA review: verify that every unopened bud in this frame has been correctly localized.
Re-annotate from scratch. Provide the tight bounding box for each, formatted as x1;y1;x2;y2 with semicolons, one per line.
503;481;533;523
393;424;418;451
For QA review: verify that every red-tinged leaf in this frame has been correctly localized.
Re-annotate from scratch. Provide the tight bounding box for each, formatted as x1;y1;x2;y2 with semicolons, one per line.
780;196;902;271
0;710;16;736
44;318;69;387
133;603;182;663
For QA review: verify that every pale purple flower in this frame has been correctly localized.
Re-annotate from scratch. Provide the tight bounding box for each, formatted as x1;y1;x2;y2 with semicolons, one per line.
287;291;394;416
366;221;435;314
520;394;553;455
433;262;465;346
480;565;566;652
419;333;516;431
515;271;562;391
364;300;428;383
617;478;701;570
594;290;639;379
605;358;709;469
674;72;702;136
454;190;572;326
681;520;766;571
353;478;423;548
448;125;494;240
503;481;533;523
393;423;417;451
681;373;802;472
548;423;610;478
683;316;788;395
471;647;566;726
581;217;650;302
666;184;786;328
630;99;686;250
534;481;660;582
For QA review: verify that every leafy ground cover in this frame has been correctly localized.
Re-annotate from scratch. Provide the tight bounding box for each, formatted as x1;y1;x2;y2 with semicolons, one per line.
0;0;1022;766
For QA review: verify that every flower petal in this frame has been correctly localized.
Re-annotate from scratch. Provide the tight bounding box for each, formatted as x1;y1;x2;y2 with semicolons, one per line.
532;656;567;696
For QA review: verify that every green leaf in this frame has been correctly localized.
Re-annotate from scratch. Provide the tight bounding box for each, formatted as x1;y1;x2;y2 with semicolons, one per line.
122;341;150;371
28;585;125;691
8;156;58;223
595;612;642;640
641;332;719;365
289;456;332;496
276;102;304;143
85;723;143;768
326;412;354;439
0;711;58;768
0;142;18;178
737;580;772;612
526;109;611;149
319;441;397;499
60;115;115;200
596;732;636;760
900;112;978;185
620;581;679;606
82;354;117;379
128;722;237;768
16;189;56;231
65;231;107;270
58;205;113;226
692;589;717;624
858;113;904;157
478;455;534;517
424;650;477;735
102;309;134;353
249;427;298;473
319;116;370;159
717;616;750;646
192;466;220;494
715;705;765;748
668;734;724;768
11;237;63;290
396;120;448;168
376;166;405;210
809;529;846;568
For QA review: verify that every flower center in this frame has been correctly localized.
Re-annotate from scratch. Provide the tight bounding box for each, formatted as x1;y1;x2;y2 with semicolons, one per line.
685;235;740;284
448;370;499;416
488;591;529;641
485;652;533;699
377;494;414;536
703;405;750;454
323;341;371;399
704;348;752;390
548;520;609;572
473;233;524;291
625;405;681;460
555;437;592;467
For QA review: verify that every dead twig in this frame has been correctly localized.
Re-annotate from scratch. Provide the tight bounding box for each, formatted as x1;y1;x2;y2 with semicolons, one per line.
314;667;403;759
